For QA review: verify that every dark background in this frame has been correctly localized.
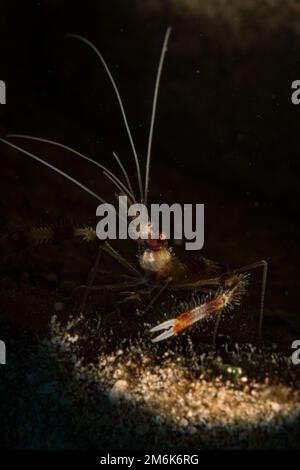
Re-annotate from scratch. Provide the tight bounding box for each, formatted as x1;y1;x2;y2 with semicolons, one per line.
1;0;300;451
0;0;300;349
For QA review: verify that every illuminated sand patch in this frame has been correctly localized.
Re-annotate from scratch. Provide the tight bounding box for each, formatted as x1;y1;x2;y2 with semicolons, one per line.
50;314;300;439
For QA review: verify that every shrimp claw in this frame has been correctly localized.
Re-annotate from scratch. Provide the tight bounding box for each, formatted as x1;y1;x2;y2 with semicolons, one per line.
150;319;176;343
150;274;248;343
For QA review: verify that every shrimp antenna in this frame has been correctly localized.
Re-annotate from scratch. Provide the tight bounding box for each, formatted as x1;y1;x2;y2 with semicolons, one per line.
0;137;107;204
112;151;134;197
0;138;132;264
7;134;136;203
144;27;172;206
66;33;143;202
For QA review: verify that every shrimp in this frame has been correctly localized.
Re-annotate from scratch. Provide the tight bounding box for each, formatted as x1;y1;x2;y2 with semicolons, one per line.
0;28;268;344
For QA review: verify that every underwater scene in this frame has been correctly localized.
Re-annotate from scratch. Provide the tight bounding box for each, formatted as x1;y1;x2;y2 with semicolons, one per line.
0;0;300;455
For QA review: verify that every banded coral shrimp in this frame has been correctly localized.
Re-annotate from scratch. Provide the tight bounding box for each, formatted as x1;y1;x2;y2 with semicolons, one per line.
0;27;268;346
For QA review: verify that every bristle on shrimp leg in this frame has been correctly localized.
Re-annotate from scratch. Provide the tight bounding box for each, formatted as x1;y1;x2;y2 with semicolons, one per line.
150;275;247;343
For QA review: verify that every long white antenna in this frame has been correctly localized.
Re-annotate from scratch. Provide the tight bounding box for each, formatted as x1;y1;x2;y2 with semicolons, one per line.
0;138;106;203
7;134;136;203
144;27;172;206
1;138;134;264
112;151;134;196
67;33;144;202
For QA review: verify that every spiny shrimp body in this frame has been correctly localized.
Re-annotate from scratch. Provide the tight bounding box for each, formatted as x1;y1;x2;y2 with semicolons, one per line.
150;275;247;342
